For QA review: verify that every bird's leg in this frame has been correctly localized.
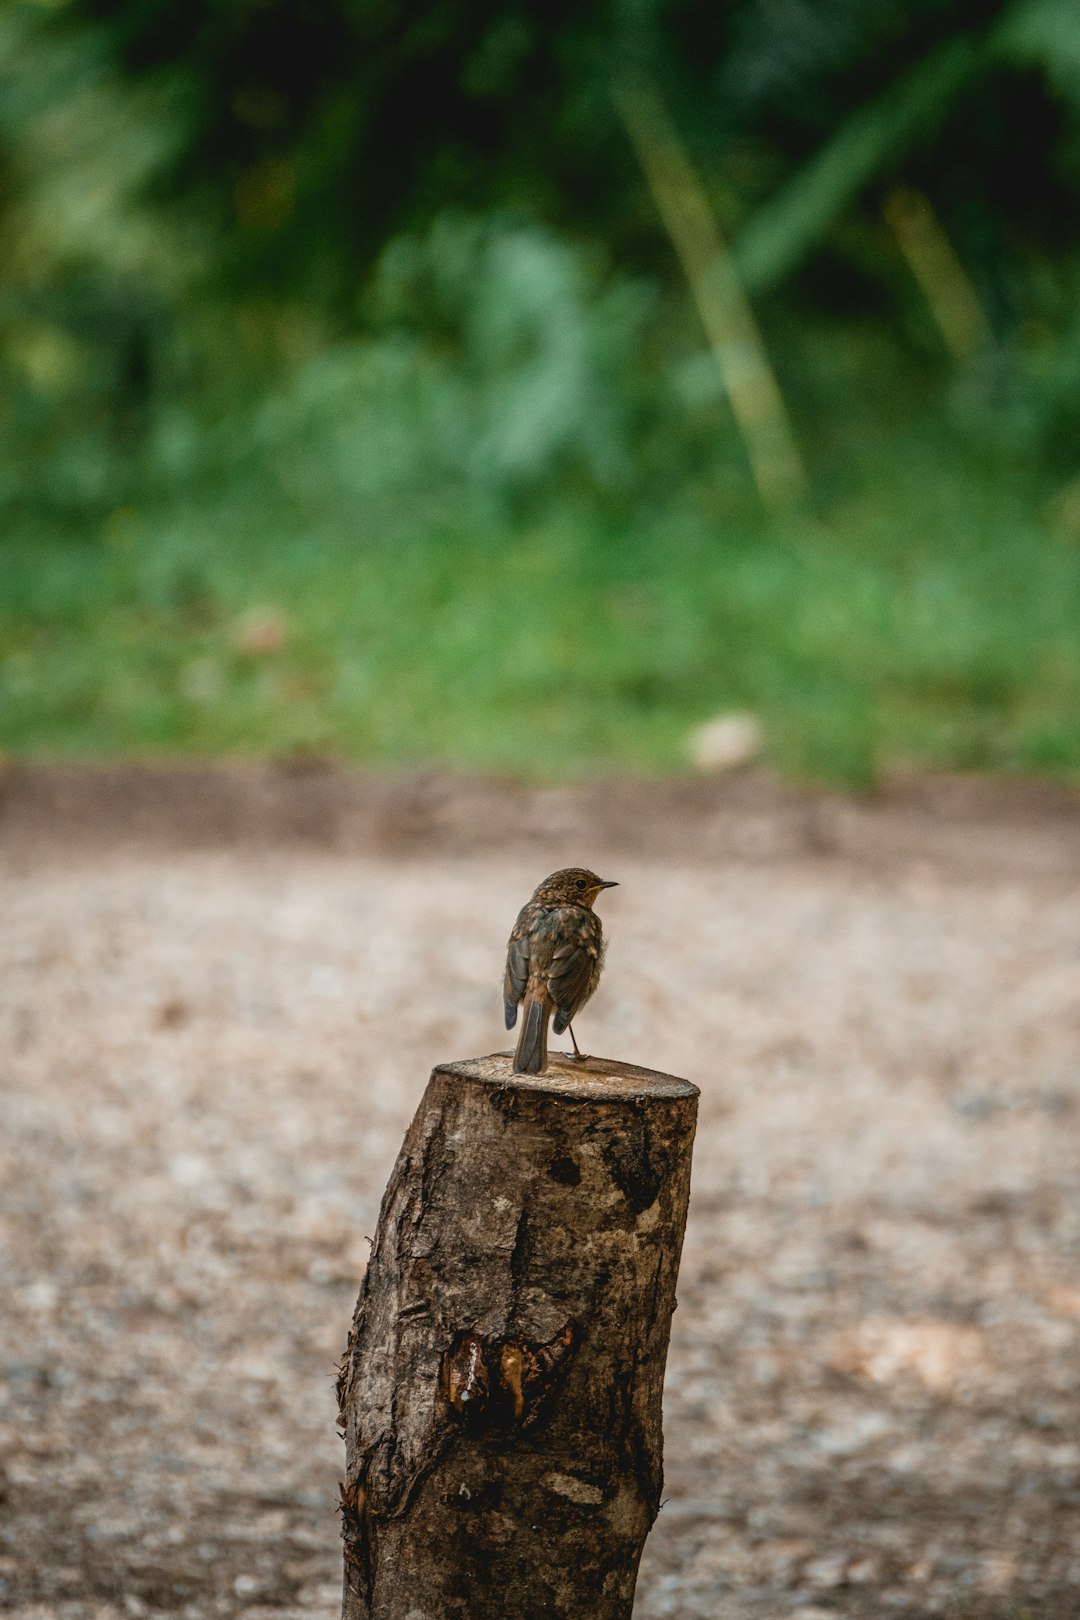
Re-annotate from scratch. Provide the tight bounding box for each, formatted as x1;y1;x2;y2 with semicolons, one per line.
566;1023;588;1062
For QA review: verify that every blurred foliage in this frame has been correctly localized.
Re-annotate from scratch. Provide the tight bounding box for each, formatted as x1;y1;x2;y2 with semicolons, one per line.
3;0;1080;780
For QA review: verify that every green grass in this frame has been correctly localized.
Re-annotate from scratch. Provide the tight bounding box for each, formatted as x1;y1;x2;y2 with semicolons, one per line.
4;450;1080;787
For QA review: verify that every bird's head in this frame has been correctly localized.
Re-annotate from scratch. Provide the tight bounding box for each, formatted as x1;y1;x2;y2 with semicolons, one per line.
531;868;619;909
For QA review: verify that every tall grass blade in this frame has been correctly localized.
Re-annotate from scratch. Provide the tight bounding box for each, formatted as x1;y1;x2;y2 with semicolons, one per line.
613;73;806;514
734;37;979;296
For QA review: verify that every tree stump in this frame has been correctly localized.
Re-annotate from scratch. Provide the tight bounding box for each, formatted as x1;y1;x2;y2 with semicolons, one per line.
337;1052;698;1620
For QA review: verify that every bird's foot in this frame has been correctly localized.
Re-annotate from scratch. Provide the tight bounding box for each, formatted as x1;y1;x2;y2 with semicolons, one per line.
563;1023;587;1064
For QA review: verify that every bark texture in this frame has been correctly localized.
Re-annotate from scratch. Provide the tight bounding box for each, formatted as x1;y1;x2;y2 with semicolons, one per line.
337;1052;698;1620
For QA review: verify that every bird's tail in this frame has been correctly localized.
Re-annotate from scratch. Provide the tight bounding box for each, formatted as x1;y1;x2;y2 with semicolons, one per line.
513;997;548;1074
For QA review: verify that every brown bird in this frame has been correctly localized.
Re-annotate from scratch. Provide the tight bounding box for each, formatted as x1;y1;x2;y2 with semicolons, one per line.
503;868;618;1074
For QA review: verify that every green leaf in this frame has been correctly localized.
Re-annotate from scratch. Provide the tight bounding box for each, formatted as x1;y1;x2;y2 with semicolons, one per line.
733;37;980;296
993;0;1080;104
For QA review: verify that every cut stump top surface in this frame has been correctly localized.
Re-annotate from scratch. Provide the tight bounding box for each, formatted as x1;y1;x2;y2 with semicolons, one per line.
436;1051;699;1104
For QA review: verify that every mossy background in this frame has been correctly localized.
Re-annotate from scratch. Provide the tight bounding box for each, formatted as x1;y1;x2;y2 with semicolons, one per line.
3;0;1080;786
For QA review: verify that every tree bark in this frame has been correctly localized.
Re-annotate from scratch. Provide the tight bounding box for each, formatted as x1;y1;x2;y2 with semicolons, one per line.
337;1052;698;1620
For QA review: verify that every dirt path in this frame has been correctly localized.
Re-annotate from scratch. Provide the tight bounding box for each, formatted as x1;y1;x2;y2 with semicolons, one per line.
3;769;1080;1618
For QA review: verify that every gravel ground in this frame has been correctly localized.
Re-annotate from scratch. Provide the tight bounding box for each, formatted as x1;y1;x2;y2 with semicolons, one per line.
3;769;1080;1619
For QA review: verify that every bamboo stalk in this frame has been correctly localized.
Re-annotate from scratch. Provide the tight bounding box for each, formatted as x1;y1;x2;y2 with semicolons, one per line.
613;74;806;514
884;187;992;360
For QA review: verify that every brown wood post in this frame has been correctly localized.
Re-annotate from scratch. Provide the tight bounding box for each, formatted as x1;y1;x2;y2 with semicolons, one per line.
337;1052;698;1620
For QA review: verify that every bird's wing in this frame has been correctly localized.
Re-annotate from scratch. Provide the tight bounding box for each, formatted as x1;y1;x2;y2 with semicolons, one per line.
503;927;531;1030
546;929;600;1022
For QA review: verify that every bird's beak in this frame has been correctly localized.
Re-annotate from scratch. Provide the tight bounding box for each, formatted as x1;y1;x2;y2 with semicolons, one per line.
599;880;619;889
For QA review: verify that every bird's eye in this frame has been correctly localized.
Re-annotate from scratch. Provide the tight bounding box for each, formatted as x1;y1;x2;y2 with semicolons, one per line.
576;878;586;890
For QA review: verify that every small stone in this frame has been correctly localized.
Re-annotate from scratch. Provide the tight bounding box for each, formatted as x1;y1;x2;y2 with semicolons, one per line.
688;712;763;772
802;1551;850;1588
979;1553;1016;1592
21;1281;57;1311
157;997;189;1029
